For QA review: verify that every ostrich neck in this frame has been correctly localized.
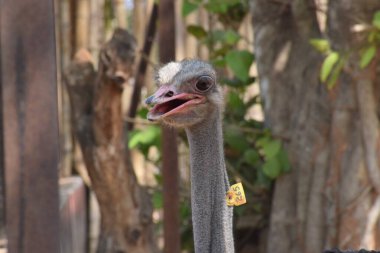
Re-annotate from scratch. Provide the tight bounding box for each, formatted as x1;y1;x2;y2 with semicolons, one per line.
186;110;234;253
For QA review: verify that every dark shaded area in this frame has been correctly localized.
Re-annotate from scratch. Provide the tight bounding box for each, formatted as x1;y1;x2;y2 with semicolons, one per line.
324;250;380;253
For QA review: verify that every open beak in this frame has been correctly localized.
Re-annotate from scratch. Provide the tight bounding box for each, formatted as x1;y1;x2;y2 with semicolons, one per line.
145;92;205;121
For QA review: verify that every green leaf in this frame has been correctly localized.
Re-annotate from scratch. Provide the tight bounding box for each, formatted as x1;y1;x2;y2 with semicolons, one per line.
360;45;376;68
277;149;291;172
152;191;163;209
326;58;344;89
261;139;281;159
204;3;228;13
222;77;255;88
243;149;260;166
320;52;339;82
224;30;240;45
182;0;198;17
128;126;161;148
368;31;377;43
211;58;226;67
372;11;380;29
187;25;208;39
309;39;330;53
227;92;245;112
137;107;149;118
262;158;281;179
225;50;254;82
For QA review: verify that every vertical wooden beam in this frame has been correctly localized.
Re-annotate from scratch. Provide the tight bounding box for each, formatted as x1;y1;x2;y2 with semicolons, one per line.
0;0;5;240
0;0;60;252
158;1;181;253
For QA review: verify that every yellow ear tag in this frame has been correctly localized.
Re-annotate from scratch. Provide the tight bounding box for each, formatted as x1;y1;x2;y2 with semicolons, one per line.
226;182;246;206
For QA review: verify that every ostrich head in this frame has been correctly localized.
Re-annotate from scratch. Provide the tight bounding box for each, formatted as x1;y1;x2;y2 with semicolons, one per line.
146;60;223;128
146;60;234;253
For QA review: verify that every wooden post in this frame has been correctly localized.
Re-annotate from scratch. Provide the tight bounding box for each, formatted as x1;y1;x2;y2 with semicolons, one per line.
158;1;181;252
0;0;60;252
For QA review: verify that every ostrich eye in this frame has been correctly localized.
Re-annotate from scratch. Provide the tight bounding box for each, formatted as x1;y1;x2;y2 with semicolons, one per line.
195;76;213;92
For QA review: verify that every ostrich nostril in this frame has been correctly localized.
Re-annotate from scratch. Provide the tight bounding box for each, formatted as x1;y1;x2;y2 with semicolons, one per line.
165;91;174;97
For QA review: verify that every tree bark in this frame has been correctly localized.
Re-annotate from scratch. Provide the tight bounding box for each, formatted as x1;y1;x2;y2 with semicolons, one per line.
250;1;380;253
65;29;157;253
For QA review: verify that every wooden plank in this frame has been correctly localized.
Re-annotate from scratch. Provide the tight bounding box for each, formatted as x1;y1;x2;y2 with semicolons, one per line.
0;0;60;252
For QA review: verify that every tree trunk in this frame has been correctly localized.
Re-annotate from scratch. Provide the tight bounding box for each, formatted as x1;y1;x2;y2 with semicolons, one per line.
250;1;380;253
65;29;157;253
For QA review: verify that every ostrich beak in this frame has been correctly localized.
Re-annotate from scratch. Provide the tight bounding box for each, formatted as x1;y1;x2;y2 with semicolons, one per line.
144;85;173;106
145;90;205;121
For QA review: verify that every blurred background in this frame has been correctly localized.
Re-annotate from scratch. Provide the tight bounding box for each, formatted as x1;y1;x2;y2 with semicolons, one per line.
1;0;380;253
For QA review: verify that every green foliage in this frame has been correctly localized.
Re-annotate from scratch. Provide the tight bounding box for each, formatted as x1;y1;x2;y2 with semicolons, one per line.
372;11;380;29
128;124;161;160
312;11;380;88
320;52;340;82
262;158;281;179
225;50;254;82
187;25;208;39
360;45;376;68
225;126;250;152
256;137;290;179
182;0;199;17
152;190;163;209
309;39;330;54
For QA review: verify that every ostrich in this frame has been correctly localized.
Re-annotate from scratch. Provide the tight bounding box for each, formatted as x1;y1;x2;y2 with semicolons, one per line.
146;60;234;253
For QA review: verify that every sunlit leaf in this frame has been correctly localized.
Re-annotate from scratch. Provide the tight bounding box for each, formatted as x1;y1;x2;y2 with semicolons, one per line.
320;52;339;82
187;25;208;39
360;45;376;69
128;126;161;148
326;58;344;89
309;39;330;53
225;50;254;82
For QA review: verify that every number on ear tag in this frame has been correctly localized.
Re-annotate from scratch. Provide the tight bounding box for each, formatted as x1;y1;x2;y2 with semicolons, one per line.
226;182;247;207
